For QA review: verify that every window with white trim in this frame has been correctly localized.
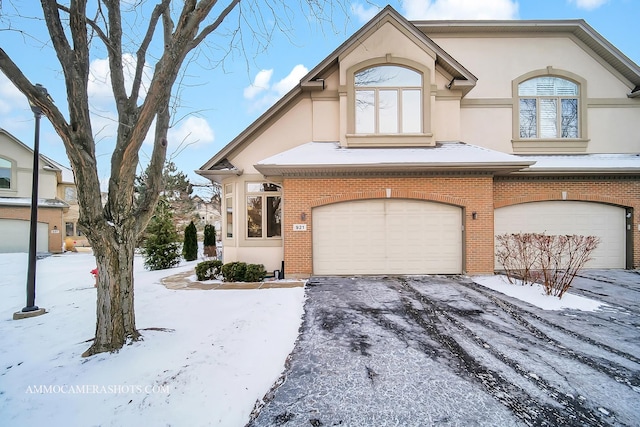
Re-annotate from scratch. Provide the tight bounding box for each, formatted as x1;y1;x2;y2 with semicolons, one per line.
355;65;422;134
518;76;579;139
224;184;233;238
246;182;281;239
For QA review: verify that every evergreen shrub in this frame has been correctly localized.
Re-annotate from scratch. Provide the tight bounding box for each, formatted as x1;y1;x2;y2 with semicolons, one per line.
195;260;223;281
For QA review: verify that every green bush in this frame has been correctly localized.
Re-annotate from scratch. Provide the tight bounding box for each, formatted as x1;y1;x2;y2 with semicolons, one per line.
220;262;268;282
221;262;247;282
245;263;266;282
203;223;216;247
182;221;198;261
195;260;223;281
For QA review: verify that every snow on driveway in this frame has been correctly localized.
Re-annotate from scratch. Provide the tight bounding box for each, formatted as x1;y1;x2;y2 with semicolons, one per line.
249;274;640;426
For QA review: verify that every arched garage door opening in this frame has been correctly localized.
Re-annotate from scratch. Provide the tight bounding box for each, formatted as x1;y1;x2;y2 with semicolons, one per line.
494;201;626;269
312;199;462;275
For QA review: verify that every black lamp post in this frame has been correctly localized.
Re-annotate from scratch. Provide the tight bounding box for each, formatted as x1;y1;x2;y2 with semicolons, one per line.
14;84;50;319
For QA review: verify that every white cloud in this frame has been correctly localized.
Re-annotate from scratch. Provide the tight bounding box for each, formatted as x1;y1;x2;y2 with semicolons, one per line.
243;69;273;99
88;53;151;106
401;0;518;20
168;116;215;148
245;64;308;113
351;2;382;23
0;74;28;114
273;64;309;96
569;0;608;10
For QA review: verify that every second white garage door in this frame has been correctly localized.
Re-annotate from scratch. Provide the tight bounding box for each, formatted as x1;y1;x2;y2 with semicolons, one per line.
312;199;462;275
494;201;626;269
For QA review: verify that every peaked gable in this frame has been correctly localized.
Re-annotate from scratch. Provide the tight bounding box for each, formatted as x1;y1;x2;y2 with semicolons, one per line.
198;6;476;174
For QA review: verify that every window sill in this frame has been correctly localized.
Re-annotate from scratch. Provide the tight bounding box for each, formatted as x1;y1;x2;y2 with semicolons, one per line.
512;138;589;153
346;133;434;147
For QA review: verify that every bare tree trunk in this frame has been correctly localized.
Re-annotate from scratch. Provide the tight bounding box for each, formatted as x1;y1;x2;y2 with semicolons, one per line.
83;233;139;356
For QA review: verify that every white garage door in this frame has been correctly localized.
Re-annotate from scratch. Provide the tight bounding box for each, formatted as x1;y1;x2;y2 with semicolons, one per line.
495;201;626;269
313;199;462;275
0;219;49;253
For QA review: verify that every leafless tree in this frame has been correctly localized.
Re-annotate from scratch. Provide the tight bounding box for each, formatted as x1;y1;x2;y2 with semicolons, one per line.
0;0;345;356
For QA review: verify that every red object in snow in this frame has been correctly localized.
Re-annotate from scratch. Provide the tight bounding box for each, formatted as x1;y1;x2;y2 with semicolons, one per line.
90;268;98;276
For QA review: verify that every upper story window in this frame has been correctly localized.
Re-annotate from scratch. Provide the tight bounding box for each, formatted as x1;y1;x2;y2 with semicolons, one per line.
355;65;422;134
0;158;12;189
518;76;579;139
246;182;281;239
64;186;77;203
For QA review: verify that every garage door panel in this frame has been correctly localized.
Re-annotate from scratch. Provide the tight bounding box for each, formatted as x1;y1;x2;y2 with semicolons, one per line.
0;220;49;253
313;199;462;275
495;201;625;269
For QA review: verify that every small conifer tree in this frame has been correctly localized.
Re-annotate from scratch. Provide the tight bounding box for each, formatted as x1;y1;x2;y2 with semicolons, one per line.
203;223;217;257
183;221;198;261
142;199;181;270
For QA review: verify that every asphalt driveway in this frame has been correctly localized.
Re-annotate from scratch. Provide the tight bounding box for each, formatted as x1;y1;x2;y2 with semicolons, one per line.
247;271;640;427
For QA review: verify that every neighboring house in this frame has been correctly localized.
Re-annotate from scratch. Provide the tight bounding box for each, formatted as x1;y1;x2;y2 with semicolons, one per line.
192;194;222;240
0;128;70;253
197;7;640;278
44;156;90;248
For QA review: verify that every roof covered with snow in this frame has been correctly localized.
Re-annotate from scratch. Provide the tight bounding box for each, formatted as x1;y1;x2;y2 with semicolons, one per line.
255;142;535;176
0;197;68;208
515;154;640;174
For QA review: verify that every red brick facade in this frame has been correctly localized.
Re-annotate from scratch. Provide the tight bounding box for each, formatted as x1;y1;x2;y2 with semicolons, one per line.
282;175;638;277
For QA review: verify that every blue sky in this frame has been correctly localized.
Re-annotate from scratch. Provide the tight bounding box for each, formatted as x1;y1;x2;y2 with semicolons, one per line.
0;0;638;191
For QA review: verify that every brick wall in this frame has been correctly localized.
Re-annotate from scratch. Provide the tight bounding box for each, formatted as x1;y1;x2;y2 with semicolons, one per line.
283;175;495;276
282;175;639;277
0;206;64;253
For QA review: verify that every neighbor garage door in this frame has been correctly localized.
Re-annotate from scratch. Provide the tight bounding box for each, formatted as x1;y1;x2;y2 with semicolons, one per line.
313;199;462;275
494;201;626;269
0;219;49;253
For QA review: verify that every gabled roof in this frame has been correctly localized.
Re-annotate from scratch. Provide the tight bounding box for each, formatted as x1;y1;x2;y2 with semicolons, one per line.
197;10;640;178
414;20;640;92
197;6;477;174
0;128;61;172
254;141;535;176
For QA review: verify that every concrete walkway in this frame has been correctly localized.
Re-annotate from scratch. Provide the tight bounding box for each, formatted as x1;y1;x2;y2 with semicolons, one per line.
160;270;305;291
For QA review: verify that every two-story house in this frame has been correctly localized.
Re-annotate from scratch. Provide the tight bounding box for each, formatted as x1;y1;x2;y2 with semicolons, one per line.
197;6;640;278
0;128;84;253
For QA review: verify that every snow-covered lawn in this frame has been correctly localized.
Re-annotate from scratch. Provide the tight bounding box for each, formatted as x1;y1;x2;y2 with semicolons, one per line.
0;252;305;427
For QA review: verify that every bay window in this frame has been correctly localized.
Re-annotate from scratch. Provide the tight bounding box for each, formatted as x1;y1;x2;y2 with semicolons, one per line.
246;182;281;239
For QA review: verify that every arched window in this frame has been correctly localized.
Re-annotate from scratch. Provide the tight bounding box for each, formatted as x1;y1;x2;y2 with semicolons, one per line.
354;65;422;134
518;76;579;139
0;158;12;189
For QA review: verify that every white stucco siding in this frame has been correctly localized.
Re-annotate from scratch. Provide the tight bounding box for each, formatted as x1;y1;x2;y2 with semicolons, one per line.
586;108;640;153
339;21;437;86
230;97;314;173
431;36;633;98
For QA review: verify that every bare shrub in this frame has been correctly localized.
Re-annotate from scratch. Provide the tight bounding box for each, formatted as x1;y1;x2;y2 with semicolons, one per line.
495;233;538;285
496;233;600;298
